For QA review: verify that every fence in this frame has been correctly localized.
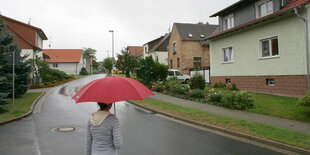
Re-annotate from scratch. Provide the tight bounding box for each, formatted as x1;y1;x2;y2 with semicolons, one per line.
189;67;210;84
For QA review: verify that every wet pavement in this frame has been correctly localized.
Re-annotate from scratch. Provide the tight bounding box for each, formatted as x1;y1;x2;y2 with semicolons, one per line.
0;74;289;155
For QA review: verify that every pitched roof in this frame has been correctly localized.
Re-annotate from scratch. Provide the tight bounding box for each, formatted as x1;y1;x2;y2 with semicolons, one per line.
43;49;83;63
145;33;171;53
174;23;218;41
1;15;48;50
208;0;310;39
128;46;144;57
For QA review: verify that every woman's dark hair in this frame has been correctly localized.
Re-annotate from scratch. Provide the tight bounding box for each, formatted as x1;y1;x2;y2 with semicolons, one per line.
98;102;109;110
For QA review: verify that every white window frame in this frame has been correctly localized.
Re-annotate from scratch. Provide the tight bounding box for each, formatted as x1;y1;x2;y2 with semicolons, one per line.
53;63;58;68
259;36;279;59
223;14;234;30
266;79;275;86
172;42;177;54
256;0;274;18
222;46;233;63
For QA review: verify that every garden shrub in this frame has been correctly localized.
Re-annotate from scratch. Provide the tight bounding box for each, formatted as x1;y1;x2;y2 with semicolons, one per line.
230;83;238;90
0;93;8;113
153;62;168;81
189;89;205;99
151;81;168;93
206;88;223;103
213;82;226;88
80;67;88;75
189;73;205;90
169;83;189;95
298;91;310;107
220;91;254;110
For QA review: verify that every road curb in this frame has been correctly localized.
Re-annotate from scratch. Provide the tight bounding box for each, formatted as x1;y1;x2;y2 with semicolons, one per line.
128;100;310;155
0;92;46;126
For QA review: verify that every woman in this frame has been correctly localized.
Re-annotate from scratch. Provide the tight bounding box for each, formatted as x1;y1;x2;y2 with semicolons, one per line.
86;102;122;155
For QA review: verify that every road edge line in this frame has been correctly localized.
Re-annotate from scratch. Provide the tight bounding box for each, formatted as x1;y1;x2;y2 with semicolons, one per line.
128;100;310;155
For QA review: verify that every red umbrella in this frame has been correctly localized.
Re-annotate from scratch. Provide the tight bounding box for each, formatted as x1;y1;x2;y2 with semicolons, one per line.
72;76;154;104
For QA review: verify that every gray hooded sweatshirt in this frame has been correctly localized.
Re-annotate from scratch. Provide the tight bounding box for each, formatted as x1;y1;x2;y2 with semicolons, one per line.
86;111;122;155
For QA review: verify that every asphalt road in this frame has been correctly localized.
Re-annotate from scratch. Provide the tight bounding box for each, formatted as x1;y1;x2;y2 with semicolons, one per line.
0;74;286;155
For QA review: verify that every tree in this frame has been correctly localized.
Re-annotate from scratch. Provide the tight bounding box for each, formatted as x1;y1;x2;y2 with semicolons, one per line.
115;47;138;77
83;48;97;60
103;58;112;74
0;17;32;100
136;56;155;85
92;60;100;73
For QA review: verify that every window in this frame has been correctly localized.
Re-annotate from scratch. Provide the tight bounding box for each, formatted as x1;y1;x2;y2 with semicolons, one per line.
223;14;234;30
226;78;231;84
53;63;58;68
266;79;275;85
260;37;279;58
177;58;180;68
173;42;177;54
188;33;193;38
168;71;174;76
200;34;205;38
175;71;183;76
256;0;273;18
144;47;148;53
36;32;39;46
170;59;173;68
193;57;201;67
223;47;233;62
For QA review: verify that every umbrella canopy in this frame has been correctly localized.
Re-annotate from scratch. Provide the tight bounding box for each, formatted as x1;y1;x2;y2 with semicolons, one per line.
72;76;154;104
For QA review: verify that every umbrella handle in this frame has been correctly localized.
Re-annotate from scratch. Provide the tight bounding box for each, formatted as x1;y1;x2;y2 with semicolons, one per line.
114;103;116;115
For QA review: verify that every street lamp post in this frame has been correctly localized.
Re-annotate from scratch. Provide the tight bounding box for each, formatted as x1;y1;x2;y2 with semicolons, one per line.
109;30;114;76
109;30;116;115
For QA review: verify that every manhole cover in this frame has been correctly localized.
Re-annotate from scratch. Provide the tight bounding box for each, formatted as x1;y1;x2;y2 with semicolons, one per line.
57;127;75;132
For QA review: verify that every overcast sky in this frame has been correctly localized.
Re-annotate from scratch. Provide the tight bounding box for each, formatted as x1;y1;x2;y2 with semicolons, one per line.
1;0;238;61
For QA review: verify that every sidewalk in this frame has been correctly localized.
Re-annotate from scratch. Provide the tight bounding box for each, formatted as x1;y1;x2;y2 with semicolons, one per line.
150;92;310;134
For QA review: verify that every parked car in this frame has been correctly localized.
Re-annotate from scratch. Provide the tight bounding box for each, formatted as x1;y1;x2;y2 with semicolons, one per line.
113;69;123;74
167;69;190;84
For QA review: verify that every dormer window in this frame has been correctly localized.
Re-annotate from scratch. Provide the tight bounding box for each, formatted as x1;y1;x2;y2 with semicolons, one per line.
223;14;234;30
200;34;205;38
188;33;193;38
256;0;274;18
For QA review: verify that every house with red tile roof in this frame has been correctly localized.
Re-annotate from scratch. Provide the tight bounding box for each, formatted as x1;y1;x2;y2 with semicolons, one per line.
43;49;84;75
128;46;144;57
1;15;47;61
207;0;310;97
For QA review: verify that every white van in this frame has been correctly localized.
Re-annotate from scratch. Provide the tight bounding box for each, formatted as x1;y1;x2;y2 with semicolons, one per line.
167;69;190;84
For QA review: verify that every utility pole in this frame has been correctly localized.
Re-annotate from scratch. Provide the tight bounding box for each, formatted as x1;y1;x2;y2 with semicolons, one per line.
12;50;15;106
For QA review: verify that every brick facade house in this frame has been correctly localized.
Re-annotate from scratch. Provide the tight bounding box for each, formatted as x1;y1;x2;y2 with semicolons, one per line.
168;23;218;75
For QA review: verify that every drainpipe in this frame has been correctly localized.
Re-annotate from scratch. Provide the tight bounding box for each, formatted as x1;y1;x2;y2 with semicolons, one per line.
294;7;310;90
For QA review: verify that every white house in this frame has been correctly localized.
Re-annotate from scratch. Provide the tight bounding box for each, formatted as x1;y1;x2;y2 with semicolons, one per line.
43;49;84;75
143;33;170;65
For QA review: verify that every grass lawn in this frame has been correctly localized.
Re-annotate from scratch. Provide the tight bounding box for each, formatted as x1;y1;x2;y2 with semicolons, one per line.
204;85;310;123
133;98;310;149
0;92;42;122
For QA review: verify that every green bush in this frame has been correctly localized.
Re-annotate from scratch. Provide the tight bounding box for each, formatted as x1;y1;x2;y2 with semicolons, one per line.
298;91;310;107
151;81;168;93
220;91;254;110
80;67;88;75
189;89;205;99
169;83;189;95
0;93;8;113
153;62;168;81
230;83;238;90
206;89;223;103
213;82;226;88
189;73;205;90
